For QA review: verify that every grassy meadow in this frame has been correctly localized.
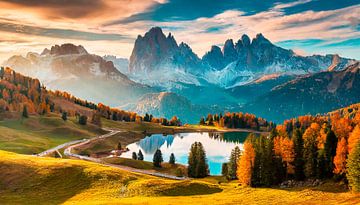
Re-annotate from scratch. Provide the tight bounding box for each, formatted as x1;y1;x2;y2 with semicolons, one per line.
0;150;358;205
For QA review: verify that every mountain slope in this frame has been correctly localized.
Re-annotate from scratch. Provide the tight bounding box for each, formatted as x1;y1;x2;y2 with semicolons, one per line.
4;44;153;106
126;92;221;124
243;62;360;123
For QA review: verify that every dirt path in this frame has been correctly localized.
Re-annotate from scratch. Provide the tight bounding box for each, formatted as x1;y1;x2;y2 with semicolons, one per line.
38;128;188;180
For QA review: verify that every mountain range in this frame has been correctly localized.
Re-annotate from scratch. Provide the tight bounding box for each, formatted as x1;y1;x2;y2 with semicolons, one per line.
3;27;359;123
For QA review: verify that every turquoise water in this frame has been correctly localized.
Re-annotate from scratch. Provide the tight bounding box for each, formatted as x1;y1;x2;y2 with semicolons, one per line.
121;132;252;175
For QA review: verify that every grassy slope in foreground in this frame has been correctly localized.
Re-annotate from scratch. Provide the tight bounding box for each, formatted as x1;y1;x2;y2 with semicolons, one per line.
0;113;104;154
0;150;359;205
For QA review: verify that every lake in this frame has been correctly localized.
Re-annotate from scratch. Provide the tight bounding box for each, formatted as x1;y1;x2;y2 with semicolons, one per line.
121;131;253;175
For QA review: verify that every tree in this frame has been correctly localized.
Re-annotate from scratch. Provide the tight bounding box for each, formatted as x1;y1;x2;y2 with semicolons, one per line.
292;128;305;180
347;141;360;192
333;137;348;176
303;123;319;178
227;146;241;180
348;125;360;154
199;117;205;125
132;152;138;160
61;112;67;121
153;149;163;167
237;140;255;186
138;150;144;160
91;112;102;127
324;130;337;177
222;163;229;178
22;105;28;118
187;142;208;178
117;142;122;150
169;153;175;164
78;115;87;125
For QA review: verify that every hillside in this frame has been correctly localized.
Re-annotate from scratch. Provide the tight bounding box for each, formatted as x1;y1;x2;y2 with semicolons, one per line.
0;150;358;205
0;114;104;154
243;62;360;123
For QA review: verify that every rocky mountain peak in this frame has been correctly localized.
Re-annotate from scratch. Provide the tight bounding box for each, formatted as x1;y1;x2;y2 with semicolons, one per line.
241;34;251;47
44;43;88;56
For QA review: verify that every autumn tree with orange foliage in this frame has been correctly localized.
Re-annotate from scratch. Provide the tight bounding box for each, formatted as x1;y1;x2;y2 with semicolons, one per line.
348;125;360;154
237;140;255;186
333;137;348;177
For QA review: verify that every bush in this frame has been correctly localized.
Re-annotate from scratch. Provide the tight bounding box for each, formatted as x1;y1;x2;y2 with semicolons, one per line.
78;115;87;125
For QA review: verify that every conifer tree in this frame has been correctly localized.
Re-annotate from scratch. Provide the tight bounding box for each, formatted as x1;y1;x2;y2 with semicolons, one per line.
153;149;163;167
222;163;229;178
187;142;208;178
292;128;305;180
61;112;67;121
303;124;319;178
22;105;28;118
132;152;137;160
138;150;144;160
347;141;360;192
199;117;205;125
169;153;175;164
227;146;241;180
324;130;337;177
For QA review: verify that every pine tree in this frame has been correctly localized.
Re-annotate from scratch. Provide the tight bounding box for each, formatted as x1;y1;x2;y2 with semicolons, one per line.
117;142;122;150
199;117;205;125
324;130;337;177
292;128;305;180
222;163;229;178
138;150;144;160
188;142;198;177
22;105;28;118
347;141;360;192
187;142;208;178
195;142;208;178
132;152;137;160
227;146;241;180
303;124;319;178
169;153;175;164
153;149;163;167
61;112;67;121
78;115;87;125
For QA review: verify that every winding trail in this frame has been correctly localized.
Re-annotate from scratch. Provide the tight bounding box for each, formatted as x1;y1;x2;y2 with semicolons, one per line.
37;128;188;180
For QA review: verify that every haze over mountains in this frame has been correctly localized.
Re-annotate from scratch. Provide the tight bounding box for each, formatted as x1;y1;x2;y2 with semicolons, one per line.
3;27;359;123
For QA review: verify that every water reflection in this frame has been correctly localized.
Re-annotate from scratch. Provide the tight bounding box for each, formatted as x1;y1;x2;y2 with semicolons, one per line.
122;132;253;175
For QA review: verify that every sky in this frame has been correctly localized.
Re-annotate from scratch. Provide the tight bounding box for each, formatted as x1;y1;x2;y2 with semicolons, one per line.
0;0;359;62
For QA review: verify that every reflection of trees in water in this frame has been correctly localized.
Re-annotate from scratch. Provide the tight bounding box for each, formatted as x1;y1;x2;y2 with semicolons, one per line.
138;134;174;154
208;132;253;143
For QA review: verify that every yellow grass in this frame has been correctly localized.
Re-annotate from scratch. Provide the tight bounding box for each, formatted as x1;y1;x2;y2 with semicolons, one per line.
0;150;359;205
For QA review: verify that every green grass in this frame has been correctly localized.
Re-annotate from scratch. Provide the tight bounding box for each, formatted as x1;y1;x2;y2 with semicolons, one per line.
0;114;104;154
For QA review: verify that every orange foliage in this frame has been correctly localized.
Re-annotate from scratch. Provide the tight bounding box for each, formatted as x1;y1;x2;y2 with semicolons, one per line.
333;137;348;175
348;125;360;154
237;141;255;186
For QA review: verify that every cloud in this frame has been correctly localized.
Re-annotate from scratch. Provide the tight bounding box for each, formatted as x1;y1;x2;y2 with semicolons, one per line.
0;21;132;41
1;0;107;19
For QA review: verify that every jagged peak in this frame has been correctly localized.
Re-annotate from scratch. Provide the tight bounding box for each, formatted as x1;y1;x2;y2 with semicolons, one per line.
46;43;88;56
252;33;271;45
241;34;251;47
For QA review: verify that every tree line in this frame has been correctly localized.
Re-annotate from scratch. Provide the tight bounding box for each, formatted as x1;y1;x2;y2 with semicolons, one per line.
0;67;180;126
199;112;275;131
221;112;360;192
